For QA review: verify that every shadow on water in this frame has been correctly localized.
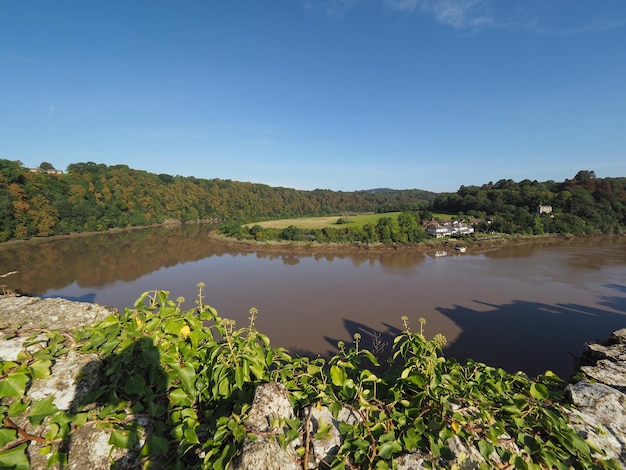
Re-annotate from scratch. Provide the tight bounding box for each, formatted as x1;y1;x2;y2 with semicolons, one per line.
313;284;626;381
59;337;187;469
438;292;626;379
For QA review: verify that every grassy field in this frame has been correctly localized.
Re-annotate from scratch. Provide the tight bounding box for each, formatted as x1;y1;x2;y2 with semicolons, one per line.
245;212;401;230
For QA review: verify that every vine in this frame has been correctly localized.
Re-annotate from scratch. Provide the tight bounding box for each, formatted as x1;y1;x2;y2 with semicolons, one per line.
0;287;620;469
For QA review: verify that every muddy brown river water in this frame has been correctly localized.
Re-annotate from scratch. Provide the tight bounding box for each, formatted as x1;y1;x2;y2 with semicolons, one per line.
1;224;625;379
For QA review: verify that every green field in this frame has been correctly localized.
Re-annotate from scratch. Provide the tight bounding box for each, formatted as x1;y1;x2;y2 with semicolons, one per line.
245;212;401;230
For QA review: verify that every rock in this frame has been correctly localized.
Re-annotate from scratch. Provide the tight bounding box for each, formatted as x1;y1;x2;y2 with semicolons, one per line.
566;327;626;466
229;382;300;470
566;381;626;463
0;296;115;331
394;452;430;470
303;404;360;469
246;381;295;433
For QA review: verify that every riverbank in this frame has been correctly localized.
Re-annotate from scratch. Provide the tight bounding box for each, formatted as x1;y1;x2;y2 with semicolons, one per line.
1;219;620;258
208;230;590;256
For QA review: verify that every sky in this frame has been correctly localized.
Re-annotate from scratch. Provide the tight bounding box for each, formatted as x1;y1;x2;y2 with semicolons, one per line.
1;1;626;193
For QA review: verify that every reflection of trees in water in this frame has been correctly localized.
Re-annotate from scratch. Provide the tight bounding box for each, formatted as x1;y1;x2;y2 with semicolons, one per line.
0;224;237;294
1;226;429;295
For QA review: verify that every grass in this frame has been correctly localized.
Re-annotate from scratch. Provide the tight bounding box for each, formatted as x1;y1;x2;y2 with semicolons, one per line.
245;212;402;230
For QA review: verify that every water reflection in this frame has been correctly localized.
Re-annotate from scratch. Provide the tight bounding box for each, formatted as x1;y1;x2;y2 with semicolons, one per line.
1;227;625;379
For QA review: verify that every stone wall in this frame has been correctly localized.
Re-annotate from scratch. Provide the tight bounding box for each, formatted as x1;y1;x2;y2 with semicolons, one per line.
1;295;625;468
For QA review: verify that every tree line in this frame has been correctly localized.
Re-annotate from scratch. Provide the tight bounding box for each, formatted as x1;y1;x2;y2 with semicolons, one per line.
0;160;435;242
2;160;624;244
432;170;626;236
220;211;430;244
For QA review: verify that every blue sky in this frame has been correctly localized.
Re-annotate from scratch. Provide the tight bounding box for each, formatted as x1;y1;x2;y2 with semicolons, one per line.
2;1;626;193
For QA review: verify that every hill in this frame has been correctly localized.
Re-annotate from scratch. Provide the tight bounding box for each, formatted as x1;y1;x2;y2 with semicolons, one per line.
0;160;436;242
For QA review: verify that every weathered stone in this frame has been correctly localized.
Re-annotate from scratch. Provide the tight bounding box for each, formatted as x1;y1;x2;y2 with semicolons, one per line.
585;343;626;363
567;325;626;467
445;435;486;469
581;359;626;389
246;381;294;432
232;437;300;470
28;352;101;410
230;382;300;470
0;296;114;331
394;452;430;470
304;405;360;468
566;381;626;464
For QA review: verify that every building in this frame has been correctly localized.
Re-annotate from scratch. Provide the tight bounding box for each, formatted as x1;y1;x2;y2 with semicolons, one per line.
425;219;474;238
536;205;553;215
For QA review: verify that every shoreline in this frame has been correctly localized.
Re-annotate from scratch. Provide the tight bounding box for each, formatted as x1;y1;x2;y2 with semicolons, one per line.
1;220;621;256
208;231;605;256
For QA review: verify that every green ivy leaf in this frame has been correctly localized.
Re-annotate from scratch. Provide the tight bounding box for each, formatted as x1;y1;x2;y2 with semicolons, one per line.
109;427;138;449
170;363;196;395
28;396;59;426
7;399;29;417
0;372;29;398
29;359;52;380
0;442;30;470
143;435;169;456
378;440;402;459
0;428;18;448
529;382;549;401
330;365;347;387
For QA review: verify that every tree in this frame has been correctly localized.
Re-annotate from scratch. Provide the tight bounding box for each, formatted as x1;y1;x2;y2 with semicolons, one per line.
574;170;596;182
39;162;55;171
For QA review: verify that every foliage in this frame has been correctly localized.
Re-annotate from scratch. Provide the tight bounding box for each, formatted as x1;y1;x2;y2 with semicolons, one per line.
0;288;619;469
433;172;626;236
0;160;435;242
227;211;427;245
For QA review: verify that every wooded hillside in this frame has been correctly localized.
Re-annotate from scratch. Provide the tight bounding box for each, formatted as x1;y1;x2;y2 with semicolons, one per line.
0;160;435;242
432;170;626;236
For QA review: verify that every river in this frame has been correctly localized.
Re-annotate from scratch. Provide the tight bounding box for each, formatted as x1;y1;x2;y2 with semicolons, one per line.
1;224;625;379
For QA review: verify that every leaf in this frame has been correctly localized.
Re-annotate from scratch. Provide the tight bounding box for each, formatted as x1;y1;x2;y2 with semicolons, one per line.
28;396;59;426
29;359;52;380
378;440;402;459
170;362;196;395
330;365;347;387
0;442;30;470
529;382;549;401
164;318;185;335
124;375;147;397
109;427;138;449
234;366;244;389
144;435;169;455
169;388;192;406
8;399;29;417
477;439;494;460
0;428;18;448
0;372;29;398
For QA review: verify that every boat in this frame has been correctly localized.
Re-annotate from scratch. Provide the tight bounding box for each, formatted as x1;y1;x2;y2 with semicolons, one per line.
455;246;467;253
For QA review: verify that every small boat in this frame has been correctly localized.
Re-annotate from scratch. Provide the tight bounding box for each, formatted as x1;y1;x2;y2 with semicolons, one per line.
455;246;467;253
434;251;447;257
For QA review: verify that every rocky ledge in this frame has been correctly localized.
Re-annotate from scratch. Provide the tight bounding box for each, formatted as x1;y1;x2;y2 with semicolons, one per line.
1;295;625;469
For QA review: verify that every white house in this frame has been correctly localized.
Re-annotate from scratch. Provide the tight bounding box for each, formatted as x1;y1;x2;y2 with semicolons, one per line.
425;219;474;238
